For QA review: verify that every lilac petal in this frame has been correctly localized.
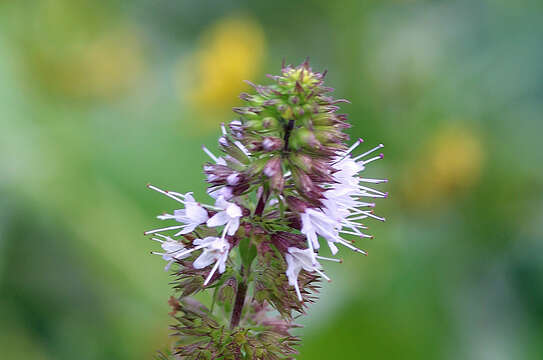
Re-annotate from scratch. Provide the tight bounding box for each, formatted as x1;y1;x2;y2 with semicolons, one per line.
193;251;216;269
207;211;229;228
227;218;240;236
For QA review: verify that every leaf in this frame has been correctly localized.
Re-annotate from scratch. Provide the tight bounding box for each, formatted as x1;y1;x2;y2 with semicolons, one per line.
238;236;257;269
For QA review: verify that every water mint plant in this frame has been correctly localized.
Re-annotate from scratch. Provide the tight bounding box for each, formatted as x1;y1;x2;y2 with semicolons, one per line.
146;60;387;359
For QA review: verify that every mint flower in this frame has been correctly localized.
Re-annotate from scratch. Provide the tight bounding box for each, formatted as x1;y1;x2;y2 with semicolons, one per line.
285;247;329;301
206;196;243;236
191;236;230;285
145;60;387;359
150;235;189;270
156;193;209;235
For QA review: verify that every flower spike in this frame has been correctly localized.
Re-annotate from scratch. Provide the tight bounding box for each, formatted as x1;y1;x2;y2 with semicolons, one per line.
144;60;387;359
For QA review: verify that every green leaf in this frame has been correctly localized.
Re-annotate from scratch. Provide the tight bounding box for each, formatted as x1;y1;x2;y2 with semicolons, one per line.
238;236;257;269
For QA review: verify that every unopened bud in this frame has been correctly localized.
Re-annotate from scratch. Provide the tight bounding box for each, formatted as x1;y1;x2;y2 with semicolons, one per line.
226;173;241;185
286;196;308;213
218;277;237;304
290;153;312;172
262;137;283;152
262;117;278;129
263;157;281;177
270;169;284;192
290;128;321;150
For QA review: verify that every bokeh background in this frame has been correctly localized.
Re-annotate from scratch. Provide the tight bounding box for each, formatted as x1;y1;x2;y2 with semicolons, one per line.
1;0;542;359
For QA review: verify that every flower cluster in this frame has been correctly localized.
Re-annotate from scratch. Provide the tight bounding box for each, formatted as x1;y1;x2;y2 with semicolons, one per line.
145;60;387;358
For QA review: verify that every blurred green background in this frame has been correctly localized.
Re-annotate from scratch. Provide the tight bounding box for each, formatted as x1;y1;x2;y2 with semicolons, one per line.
1;0;542;359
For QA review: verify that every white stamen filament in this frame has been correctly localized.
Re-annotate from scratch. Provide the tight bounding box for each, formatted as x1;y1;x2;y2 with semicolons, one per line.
144;225;186;235
221;222;230;239
332;138;364;164
348;210;385;222
204;257;222;286
314;268;331;282
167;191;190;198
343;138;363;156
360;178;388;184
202;145;220;163
173;228;190;237
353;143;384;162
345;215;369;222
337;238;367;255
353;184;386;195
147;184;187;205
355;192;387;198
340;230;365;236
294;281;302;302
234;141;251;156
316;255;342;263
362;154;383;165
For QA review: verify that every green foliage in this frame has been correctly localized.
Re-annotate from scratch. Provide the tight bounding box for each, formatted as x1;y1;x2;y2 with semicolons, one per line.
166;298;299;360
254;250;320;320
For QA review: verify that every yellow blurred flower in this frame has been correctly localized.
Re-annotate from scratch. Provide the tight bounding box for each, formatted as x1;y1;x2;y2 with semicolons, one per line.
180;15;266;126
14;1;145;100
401;125;484;207
62;27;145;98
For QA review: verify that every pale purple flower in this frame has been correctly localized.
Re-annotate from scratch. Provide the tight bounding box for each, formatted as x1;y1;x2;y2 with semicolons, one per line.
192;236;230;285
144;185;211;237
156;193;209;235
150;234;191;270
285;247;332;301
206;196;242;237
300;207;366;255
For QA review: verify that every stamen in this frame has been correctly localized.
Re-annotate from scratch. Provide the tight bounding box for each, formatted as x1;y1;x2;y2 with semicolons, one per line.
147;184;187;205
349;210;385;222
343;138;363;157
306;236;315;253
200;203;224;211
168;191;191;198
294;281;303;302
316;255;342;263
170;244;206;258
362;154;383;165
202;145;220;163
314;268;331;282
154;233;173;241
151;246;186;256
340;230;365;236
354;184;386;196
341;219;369;229
337;238;367;255
355;192;387;199
234;141;251;157
360;178;388;184
144;225;186;235
173;228;190;237
353;143;384;161
157;214;186;221
203;258;222;286
220;123;227;136
221;222;230;239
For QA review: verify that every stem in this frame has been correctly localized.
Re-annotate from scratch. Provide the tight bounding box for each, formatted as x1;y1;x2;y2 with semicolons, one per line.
283;119;295;151
254;187;269;217
230;265;248;329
